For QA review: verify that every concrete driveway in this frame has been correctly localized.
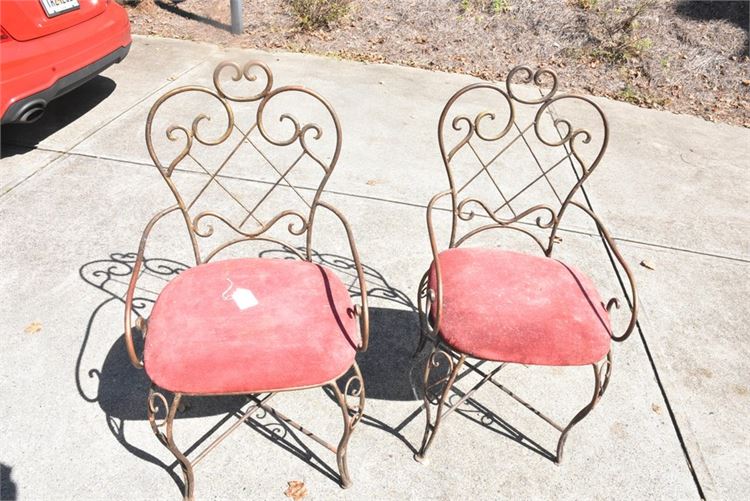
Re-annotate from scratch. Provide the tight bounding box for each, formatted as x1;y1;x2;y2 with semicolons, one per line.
1;35;748;500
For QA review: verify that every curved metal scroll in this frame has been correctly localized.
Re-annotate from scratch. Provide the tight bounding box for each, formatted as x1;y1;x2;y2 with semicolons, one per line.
330;363;366;487
123;205;181;368
144;60;342;266
437;65;609;251
315;201;370;352
147;385;194;499
127;60;369;370
551;202;638;342
422;64;635;356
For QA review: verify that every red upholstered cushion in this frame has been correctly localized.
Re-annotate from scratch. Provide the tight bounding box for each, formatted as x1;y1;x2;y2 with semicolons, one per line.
144;258;359;395
429;248;611;366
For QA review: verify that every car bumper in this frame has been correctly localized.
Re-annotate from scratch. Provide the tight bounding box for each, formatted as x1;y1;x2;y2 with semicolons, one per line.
0;2;131;124
1;43;130;124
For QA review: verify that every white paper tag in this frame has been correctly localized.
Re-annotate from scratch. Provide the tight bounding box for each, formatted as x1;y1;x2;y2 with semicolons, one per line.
231;288;258;310
222;278;258;311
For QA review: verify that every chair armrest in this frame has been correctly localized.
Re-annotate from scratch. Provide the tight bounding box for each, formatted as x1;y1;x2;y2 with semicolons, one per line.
423;190;453;338
124;205;181;368
564;201;638;342
313;201;370;352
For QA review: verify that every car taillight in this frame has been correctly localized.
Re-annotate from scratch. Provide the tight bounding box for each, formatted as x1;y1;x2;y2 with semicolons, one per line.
0;27;12;43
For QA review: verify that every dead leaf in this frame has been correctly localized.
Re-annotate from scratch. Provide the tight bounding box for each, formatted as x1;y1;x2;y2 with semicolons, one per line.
24;322;42;334
742;80;750;87
640;259;655;270
366;179;381;186
284;480;307;500
651;403;661;414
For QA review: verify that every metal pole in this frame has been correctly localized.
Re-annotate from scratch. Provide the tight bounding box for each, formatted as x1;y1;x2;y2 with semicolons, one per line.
230;0;242;35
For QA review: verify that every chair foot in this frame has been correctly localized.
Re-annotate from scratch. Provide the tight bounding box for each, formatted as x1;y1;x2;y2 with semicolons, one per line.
339;474;352;490
330;362;365;489
147;386;195;500
336;438;353;490
555;353;610;464
555;432;571;465
416;344;465;461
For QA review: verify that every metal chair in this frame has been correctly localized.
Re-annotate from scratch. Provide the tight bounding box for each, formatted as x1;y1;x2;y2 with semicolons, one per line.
414;65;638;464
124;60;368;500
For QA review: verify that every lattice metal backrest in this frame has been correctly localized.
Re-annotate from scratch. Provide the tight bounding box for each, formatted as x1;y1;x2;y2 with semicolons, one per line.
145;60;341;265
438;65;609;252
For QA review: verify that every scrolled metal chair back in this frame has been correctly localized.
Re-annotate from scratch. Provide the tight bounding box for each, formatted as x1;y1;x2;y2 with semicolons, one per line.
437;65;609;255
145;60;342;265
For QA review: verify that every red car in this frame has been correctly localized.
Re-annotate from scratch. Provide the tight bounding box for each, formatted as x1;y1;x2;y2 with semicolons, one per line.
0;0;131;124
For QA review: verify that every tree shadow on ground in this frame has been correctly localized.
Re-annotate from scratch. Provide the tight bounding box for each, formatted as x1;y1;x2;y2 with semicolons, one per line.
675;1;749;32
0;76;116;155
154;0;232;32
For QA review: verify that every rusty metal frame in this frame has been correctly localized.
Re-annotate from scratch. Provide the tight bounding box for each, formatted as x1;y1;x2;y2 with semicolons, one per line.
124;60;369;499
415;342;613;463
415;65;637;463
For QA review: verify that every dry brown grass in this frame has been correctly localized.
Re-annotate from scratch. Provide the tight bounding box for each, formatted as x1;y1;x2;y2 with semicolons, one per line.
288;0;351;30
126;0;750;126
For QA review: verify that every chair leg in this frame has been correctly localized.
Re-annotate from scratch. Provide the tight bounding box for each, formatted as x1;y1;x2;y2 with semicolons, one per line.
599;351;613;399
555;351;612;464
414;344;466;463
147;385;195;501
330;362;365;489
414;270;431;357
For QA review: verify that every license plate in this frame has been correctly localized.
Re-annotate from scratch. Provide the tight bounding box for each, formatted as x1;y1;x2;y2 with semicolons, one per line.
39;0;80;17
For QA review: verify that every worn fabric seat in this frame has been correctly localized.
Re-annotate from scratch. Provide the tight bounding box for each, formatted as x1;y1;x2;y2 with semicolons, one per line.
144;258;359;395
429;248;612;366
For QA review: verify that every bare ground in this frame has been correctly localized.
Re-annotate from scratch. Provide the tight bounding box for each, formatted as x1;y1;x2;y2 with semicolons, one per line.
125;0;750;127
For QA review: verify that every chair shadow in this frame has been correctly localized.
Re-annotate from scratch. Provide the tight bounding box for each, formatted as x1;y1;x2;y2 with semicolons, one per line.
0;76;116;153
450;389;556;462
289;248;558;461
257;246;425;402
77;246;559;493
259;247;432;456
258;248;433;451
76;247;426;490
77;252;245;492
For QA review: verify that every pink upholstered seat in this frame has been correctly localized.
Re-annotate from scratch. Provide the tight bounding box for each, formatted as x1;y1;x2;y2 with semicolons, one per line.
144;258;359;395
429;248;612;366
